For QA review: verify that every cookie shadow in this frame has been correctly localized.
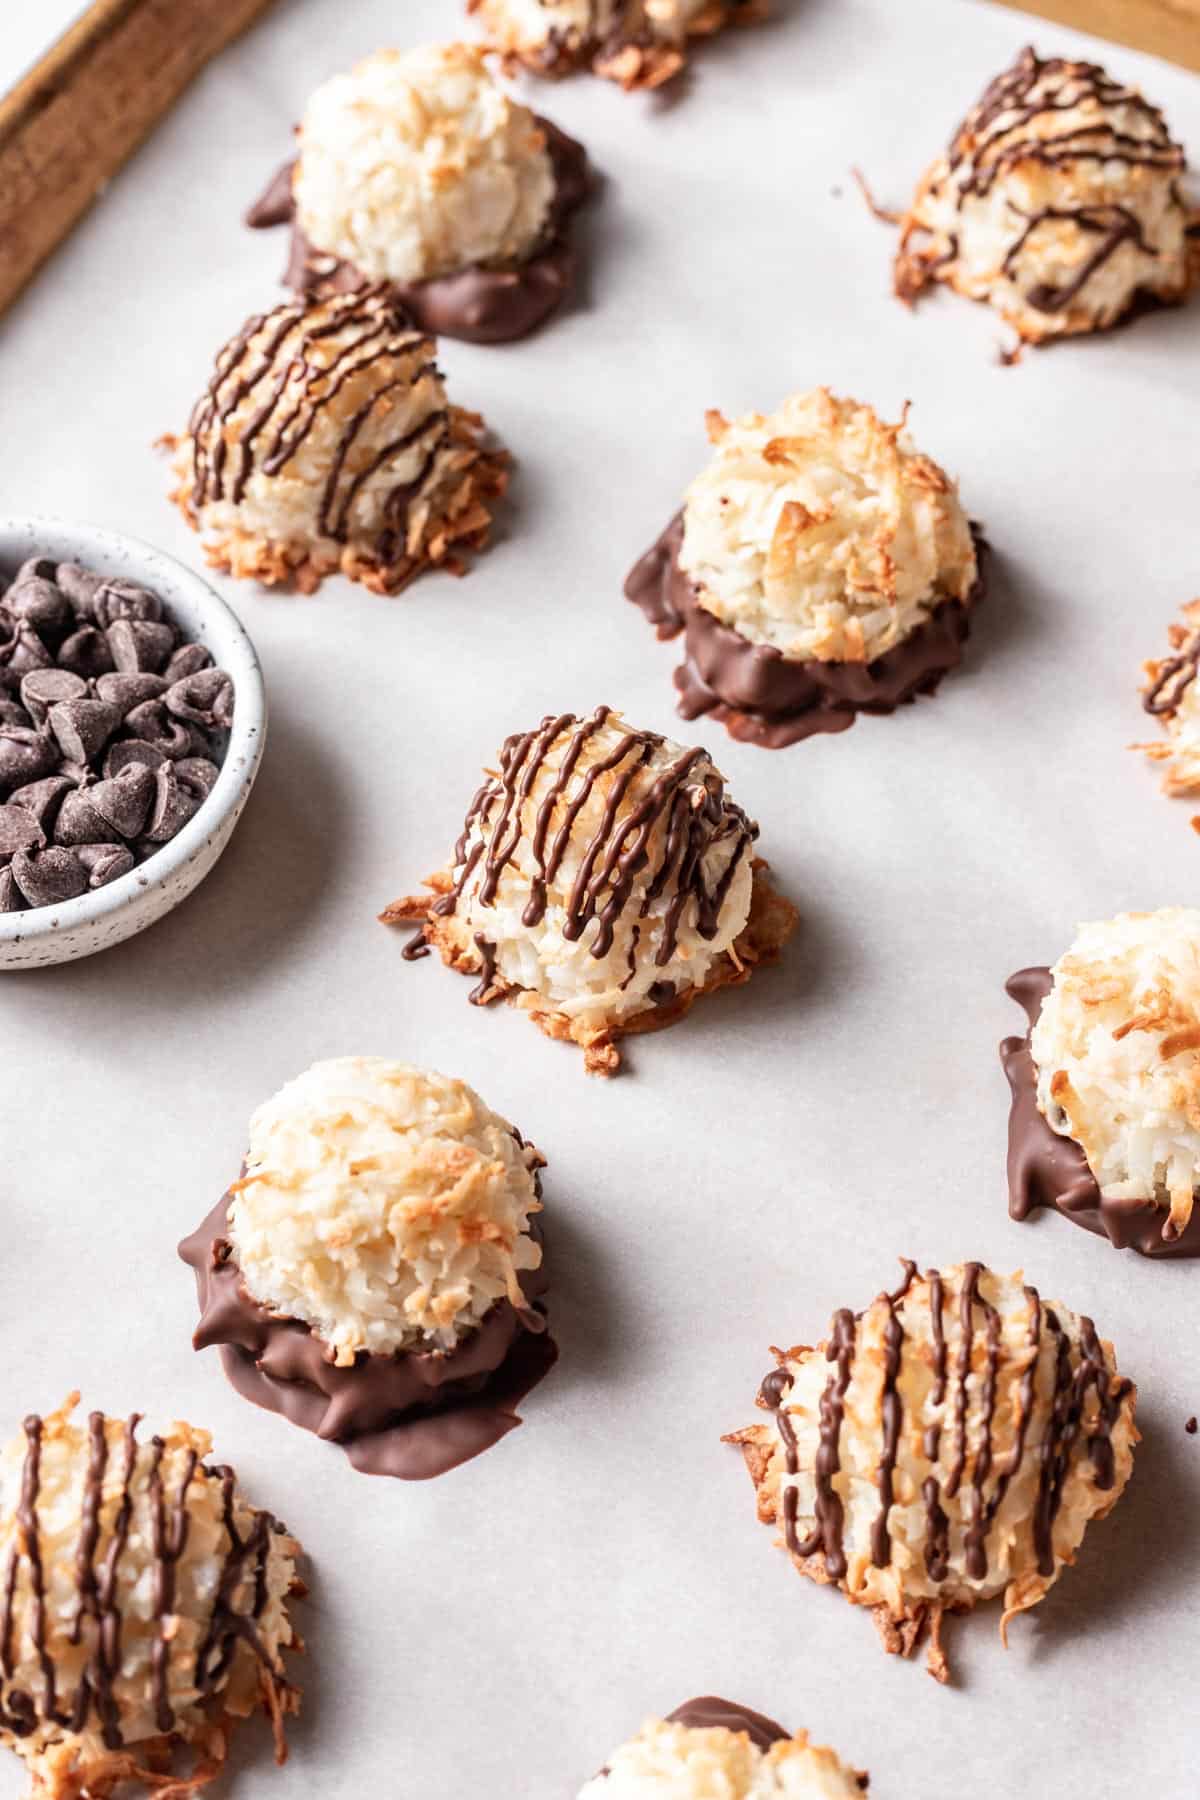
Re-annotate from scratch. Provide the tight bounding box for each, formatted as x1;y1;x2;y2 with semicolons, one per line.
959;539;1036;680
544;1191;630;1387
1024;1396;1200;1660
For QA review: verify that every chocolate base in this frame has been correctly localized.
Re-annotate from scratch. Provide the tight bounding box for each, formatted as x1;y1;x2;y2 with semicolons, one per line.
625;513;982;747
1001;966;1200;1258
179;1196;557;1478
247;120;592;345
665;1697;789;1753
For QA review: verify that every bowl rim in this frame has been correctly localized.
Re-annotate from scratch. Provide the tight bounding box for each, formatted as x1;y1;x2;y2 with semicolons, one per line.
0;515;267;947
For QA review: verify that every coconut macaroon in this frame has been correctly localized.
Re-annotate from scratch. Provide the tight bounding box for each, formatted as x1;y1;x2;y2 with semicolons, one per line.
1136;599;1200;799
0;1397;301;1800
578;1699;867;1797
247;44;592;343
894;45;1196;343
382;705;797;1074
1003;911;1200;1258
726;1262;1137;1682
179;1058;556;1479
625;390;983;746
167;288;508;594
468;0;767;93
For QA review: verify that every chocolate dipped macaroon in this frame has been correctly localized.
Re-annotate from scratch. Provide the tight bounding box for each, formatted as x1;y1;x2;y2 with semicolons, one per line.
894;45;1197;343
0;1397;301;1800
726;1262;1137;1682
382;705;797;1074
167;287;507;594
1136;600;1200;801
1003;910;1200;1256
247;42;592;343
578;1698;866;1796
626;390;983;746
468;0;767;93
179;1058;556;1479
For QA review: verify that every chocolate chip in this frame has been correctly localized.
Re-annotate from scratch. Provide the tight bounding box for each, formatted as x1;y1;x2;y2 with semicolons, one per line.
88;764;155;839
11;846;88;907
122;699;193;759
166;668;234;731
94;672;168;715
13;557;58;586
57;626;115;679
106;618;175;675
48;697;122;765
0;804;44;857
54;562;106;615
92;578;165;629
8;775;73;834
164;642;213;682
0;727;58;796
19;668;88;727
0;621;53;681
4;577;72;642
53;788;120;847
102;739;167;778
0;553;233;907
76;842;135;889
144;760;201;843
176;757;220;799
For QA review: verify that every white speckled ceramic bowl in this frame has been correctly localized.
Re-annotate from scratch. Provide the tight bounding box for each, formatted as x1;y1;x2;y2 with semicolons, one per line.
0;518;266;968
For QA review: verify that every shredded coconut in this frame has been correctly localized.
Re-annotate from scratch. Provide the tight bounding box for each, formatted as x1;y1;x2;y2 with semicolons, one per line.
295;43;555;284
228;1058;544;1364
577;1716;864;1798
679;389;977;664
1031;909;1200;1237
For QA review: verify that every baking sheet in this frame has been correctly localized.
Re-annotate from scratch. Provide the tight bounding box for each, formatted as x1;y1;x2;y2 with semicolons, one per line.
1;0;1198;1793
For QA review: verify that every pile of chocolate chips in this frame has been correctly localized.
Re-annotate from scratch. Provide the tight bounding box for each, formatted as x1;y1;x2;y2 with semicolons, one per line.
0;557;234;913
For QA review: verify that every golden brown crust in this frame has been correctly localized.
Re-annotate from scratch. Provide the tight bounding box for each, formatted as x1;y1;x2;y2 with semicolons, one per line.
380;856;797;1075
893;180;1197;346
471;0;767;92
163;409;509;596
1134;598;1200;797
22;1663;300;1800
724;1405;958;1683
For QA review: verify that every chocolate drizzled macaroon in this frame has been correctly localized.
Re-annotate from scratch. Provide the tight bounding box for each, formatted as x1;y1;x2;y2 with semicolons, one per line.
578;1698;866;1796
247;43;592;343
167;287;507;593
1136;600;1200;799
626;390;983;746
180;1058;556;1479
1003;910;1200;1257
726;1262;1137;1682
382;706;797;1074
0;1397;301;1800
894;45;1197;343
469;0;767;93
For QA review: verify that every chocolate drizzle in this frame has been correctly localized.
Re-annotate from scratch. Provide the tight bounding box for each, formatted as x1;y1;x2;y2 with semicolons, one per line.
433;706;756;968
937;46;1187;320
625;514;982;747
247;120;593;346
1143;628;1200;716
179;1191;556;1482
187;288;447;551
759;1264;1134;1592
0;1411;286;1748
1002;967;1200;1258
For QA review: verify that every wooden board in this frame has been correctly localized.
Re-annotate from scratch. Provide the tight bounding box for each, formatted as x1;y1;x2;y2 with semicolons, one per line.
990;0;1200;72
0;0;278;318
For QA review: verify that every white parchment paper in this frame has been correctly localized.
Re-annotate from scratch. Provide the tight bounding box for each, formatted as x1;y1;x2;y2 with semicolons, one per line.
1;1;1198;1794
